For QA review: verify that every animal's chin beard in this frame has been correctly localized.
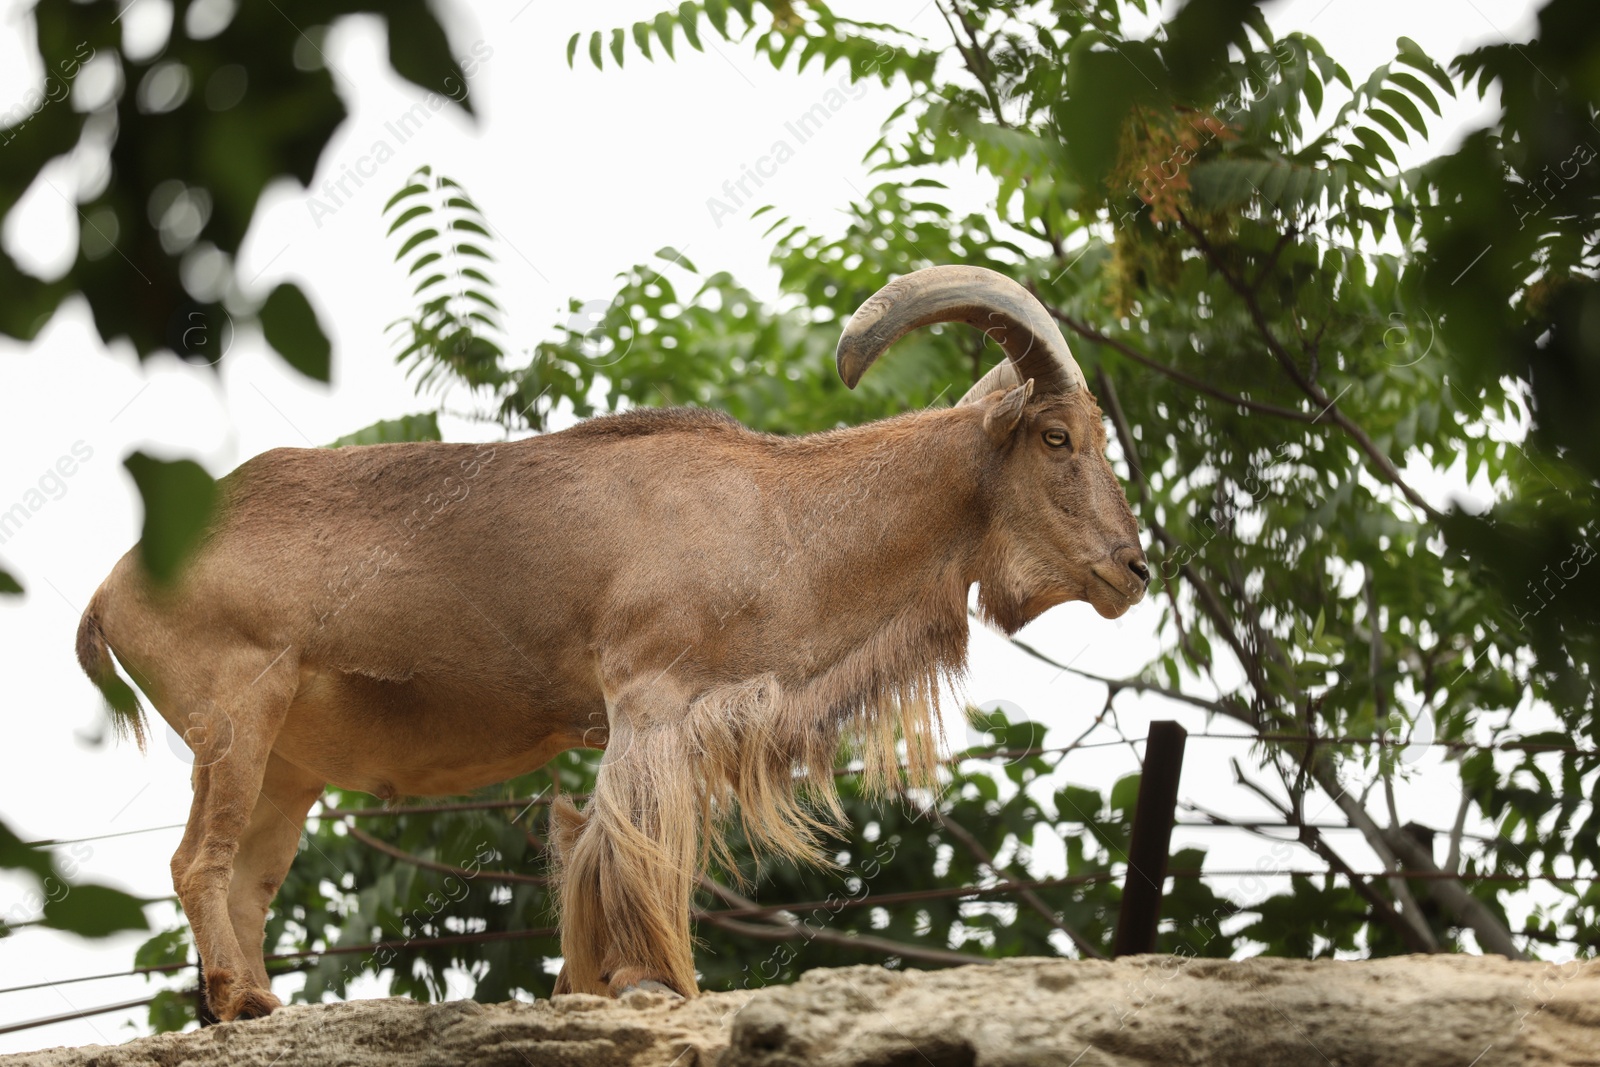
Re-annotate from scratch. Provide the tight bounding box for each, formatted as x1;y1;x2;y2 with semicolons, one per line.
975;585;1054;636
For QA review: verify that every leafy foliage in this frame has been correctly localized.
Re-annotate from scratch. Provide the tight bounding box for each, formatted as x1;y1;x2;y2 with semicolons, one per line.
569;1;938;87
260;283;332;384
384;168;506;395
122;452;218;586
328;413;443;448
0;0;468;361
0;819;148;941
0;0;470;620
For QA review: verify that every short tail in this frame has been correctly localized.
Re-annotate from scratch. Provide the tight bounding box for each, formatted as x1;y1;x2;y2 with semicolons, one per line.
75;590;148;751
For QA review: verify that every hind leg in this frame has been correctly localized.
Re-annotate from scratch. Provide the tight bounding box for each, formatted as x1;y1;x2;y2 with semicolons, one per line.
555;683;702;998
168;647;299;1021
225;753;324;1008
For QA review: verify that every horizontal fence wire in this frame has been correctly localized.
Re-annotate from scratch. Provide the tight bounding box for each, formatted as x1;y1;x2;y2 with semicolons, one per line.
3;863;1593;1004
7;730;1594;1035
0;996;159;1038
23;731;1596;847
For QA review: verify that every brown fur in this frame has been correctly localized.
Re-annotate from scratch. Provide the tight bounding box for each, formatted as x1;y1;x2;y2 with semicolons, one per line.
75;340;1145;1016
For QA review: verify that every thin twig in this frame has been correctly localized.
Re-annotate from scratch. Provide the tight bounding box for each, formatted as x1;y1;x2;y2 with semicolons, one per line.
930;808;1106;958
1304;757;1523;958
1173;209;1441;518
1446;788;1474;875
1222;770;1438;953
1055;302;1317;423
343;822;548;885
693;875;994;968
985;611;1243;717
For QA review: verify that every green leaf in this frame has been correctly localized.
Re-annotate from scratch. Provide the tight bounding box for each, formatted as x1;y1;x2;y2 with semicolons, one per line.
678;2;703;51
407;250;443;276
588;30;603;70
327;413;442;448
134;926;191;969
385;0;474;115
383;181;430;215
394;227;438;262
385;204;431;236
1351;125;1397;165
1057;41;1156;192
462;288;501;312
147;988;196;1034
632;21;654;61
654;10;677;59
1387;71;1441;115
0;565;20;595
1378;87;1428;134
260;282;332;382
1366;106;1409;145
124;453;218;586
656;245;699;272
566;32;580;68
705;0;729;39
1055;785;1104;821
42;884;150;938
610;27;626;67
1303;68;1323;116
1394;37;1454;94
1110;771;1142;815
0;819;54;881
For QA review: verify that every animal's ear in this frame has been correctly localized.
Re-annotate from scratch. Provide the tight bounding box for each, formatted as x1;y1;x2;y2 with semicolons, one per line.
982;378;1033;445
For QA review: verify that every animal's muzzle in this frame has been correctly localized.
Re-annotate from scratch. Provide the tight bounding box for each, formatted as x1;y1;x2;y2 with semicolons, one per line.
1113;545;1150;594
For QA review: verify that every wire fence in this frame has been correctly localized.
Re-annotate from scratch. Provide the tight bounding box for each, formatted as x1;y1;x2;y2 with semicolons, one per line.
17;726;1592;850
4;728;1595;1040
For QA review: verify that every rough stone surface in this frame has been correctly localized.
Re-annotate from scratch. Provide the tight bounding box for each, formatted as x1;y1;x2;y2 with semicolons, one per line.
6;956;1598;1066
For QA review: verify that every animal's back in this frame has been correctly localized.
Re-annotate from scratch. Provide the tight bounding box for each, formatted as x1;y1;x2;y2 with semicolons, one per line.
80;410;788;790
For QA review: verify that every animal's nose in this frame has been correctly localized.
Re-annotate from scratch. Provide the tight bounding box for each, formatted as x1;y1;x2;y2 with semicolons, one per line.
1115;546;1150;587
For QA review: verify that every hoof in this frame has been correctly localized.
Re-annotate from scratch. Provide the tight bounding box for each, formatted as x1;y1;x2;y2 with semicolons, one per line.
227;987;283;1021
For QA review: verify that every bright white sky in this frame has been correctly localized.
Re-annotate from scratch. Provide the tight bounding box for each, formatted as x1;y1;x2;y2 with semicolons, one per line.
0;0;1547;1053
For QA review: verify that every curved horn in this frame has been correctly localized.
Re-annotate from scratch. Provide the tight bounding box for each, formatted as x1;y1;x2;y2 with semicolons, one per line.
834;265;1085;403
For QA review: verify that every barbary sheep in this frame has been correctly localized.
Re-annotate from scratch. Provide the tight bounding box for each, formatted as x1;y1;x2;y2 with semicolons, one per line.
76;264;1147;1016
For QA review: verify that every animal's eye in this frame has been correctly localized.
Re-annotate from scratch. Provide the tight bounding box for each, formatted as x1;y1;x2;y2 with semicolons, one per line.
1043;429;1070;449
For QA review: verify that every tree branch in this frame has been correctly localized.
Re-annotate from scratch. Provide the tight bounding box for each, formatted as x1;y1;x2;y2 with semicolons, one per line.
1198;786;1438;953
1446;787;1474;875
344;822;548;885
930;808;1106;959
1302;759;1524;958
1361;567;1433;929
935;1;1008;126
693;876;993;968
1172;210;1442;519
1095;366;1218;679
989;614;1247;719
1053;303;1318;423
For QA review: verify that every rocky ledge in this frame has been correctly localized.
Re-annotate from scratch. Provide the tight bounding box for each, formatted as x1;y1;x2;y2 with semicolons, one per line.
7;955;1598;1066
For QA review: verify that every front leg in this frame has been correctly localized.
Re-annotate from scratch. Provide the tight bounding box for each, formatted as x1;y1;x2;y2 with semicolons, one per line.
552;677;703;997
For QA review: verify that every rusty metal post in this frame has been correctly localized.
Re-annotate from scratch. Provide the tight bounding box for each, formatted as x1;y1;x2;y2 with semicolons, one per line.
1112;720;1188;957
